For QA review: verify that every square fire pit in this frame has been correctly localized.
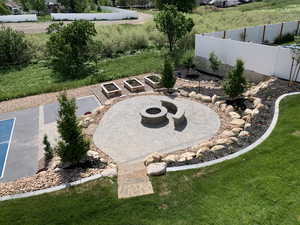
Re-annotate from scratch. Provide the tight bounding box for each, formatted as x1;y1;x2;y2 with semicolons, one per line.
123;78;145;93
101;82;122;98
144;74;161;89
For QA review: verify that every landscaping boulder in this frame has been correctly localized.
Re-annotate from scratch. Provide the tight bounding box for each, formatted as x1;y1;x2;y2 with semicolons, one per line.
212;95;218;104
211;145;225;151
229;111;241;119
230;119;245;127
102;168;117;177
189;91;197;98
144;152;163;166
147;162;167;176
162;154;179;163
222;130;236;137
239;131;250;137
201;95;212;103
232;127;243;134
180;152;196;161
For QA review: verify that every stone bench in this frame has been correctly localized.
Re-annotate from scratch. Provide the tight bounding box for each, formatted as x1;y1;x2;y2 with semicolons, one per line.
161;100;186;128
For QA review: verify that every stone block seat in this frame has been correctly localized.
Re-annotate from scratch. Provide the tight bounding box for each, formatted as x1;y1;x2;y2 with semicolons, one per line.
161;100;186;128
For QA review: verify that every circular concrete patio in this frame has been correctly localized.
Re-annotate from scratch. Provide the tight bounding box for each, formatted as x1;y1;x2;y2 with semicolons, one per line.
93;95;220;163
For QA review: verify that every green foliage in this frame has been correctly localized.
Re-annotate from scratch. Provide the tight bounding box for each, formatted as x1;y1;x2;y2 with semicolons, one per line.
209;52;221;72
30;0;46;15
182;50;195;71
155;0;196;12
47;21;97;78
0;2;9;15
58;0;89;12
0;26;32;67
154;5;194;52
223;59;247;98
274;33;295;45
161;57;176;89
43;135;53;161
56;92;89;165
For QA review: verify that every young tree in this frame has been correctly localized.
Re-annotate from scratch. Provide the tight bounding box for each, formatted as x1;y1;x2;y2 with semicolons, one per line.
155;0;196;12
58;0;88;12
47;20;97;78
43;135;53;161
0;26;32;67
154;5;194;52
161;57;176;91
209;52;221;73
56;92;89;165
30;0;46;15
223;59;247;99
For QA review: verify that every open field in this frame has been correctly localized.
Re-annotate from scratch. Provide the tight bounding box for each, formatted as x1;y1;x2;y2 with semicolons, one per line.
1;94;300;225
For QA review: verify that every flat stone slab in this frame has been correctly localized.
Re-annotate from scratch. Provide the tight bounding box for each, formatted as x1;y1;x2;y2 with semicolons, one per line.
118;161;153;199
93;95;220;163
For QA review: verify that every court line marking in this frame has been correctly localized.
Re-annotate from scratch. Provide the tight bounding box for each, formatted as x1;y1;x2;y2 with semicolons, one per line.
0;118;16;179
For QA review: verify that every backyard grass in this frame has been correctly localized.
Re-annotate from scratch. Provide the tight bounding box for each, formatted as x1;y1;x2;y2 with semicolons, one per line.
1;94;300;225
1;0;300;101
0;50;163;101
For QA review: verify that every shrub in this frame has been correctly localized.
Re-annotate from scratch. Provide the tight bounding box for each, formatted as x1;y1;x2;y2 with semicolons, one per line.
161;57;176;90
43;135;53;161
154;5;194;52
47;21;97;78
0;2;9;15
181;50;195;73
155;0;196;12
209;52;221;73
0;26;32;67
56;92;89;165
223;59;247;99
274;33;295;45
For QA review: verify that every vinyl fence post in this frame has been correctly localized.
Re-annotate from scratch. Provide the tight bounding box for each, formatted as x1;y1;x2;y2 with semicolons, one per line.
279;22;284;39
223;30;226;39
262;25;266;44
243;28;247;41
296;21;300;36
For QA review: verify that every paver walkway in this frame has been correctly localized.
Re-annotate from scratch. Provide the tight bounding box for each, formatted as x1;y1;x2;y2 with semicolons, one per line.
118;161;153;199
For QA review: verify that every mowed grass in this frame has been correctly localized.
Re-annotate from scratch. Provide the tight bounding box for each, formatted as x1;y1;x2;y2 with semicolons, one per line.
0;51;163;101
1;95;300;225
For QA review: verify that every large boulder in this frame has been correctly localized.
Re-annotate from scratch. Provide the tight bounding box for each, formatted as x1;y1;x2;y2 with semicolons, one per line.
144;152;163;166
102;168;117;177
201;95;212;103
147;162;167;176
189;91;197;98
162;154;179;163
180;152;196;161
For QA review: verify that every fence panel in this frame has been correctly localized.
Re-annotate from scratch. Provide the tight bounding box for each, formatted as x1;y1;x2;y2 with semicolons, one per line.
227;29;244;41
244;25;264;43
0;14;37;22
282;21;299;36
264;23;282;43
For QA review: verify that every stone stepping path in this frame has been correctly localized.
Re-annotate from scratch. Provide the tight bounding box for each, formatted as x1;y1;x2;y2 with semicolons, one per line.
118;161;154;199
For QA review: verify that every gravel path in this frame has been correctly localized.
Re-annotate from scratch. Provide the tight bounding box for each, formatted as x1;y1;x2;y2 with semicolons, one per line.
1;13;153;34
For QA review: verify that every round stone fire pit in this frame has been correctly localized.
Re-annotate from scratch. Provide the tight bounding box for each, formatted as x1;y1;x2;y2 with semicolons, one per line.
140;105;168;125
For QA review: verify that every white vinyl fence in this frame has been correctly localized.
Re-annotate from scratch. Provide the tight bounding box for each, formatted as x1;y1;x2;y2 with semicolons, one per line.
0;14;37;22
204;21;300;44
195;35;296;81
51;6;138;21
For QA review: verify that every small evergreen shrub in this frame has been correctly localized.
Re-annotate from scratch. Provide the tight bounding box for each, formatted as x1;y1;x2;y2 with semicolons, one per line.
43;135;53;161
161;57;176;90
209;52;221;73
223;59;247;99
56;92;89;165
274;33;295;45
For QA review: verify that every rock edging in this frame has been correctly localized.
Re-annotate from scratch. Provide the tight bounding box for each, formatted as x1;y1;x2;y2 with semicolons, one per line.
167;92;300;172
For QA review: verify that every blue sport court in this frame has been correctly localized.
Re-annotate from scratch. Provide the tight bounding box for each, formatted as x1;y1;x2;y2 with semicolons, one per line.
0;119;15;178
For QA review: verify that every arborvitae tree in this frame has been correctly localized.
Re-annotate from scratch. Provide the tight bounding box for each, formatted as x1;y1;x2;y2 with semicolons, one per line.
161;57;176;90
56;92;89;165
223;59;247;99
154;5;194;52
43;135;53;161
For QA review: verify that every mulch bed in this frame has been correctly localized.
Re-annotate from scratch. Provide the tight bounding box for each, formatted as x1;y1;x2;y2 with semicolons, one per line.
169;78;300;167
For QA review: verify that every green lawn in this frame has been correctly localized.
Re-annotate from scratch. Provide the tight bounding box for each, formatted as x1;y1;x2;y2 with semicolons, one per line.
1;95;300;225
1;0;300;101
0;50;163;101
